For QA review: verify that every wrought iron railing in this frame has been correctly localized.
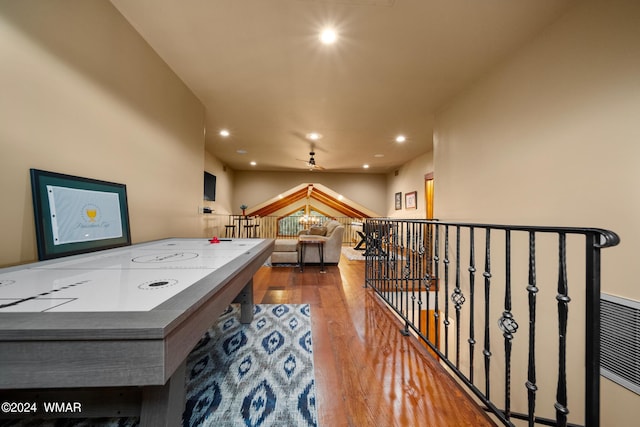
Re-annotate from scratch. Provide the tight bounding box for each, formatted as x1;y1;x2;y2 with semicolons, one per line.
363;218;619;427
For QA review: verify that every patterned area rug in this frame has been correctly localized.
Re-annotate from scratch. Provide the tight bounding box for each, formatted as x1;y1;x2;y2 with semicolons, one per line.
0;304;317;427
341;246;365;260
341;246;405;261
183;304;317;427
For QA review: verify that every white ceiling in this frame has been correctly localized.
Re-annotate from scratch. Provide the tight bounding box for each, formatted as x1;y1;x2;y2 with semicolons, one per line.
111;0;575;173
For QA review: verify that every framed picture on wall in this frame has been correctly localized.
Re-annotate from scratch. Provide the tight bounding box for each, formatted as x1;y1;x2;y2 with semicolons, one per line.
405;191;417;209
395;192;402;210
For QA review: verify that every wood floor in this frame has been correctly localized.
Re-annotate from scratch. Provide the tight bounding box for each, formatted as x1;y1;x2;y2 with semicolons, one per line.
253;252;498;427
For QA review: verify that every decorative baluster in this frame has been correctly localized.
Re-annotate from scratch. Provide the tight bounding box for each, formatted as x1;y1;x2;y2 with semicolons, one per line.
452;226;466;368
526;232;538;427
403;222;411;327
423;222;432;343
468;227;476;383
498;230;518;422
364;220;371;288
391;220;399;297
433;224;441;348
402;222;413;336
555;233;570;427
377;220;383;292
444;225;450;359
393;221;401;305
483;228;492;399
414;223;425;332
410;221;418;327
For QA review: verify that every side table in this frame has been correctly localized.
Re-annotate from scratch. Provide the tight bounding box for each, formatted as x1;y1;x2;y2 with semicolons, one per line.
298;236;326;273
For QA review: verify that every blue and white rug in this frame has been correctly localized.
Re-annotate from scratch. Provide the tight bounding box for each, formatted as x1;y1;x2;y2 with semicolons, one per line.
183;304;318;427
0;304;318;427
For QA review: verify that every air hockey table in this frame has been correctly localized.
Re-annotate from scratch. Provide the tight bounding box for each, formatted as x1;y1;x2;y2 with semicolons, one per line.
0;237;274;426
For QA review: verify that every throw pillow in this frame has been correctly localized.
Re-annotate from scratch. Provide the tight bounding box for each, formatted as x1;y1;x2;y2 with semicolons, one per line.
309;226;327;236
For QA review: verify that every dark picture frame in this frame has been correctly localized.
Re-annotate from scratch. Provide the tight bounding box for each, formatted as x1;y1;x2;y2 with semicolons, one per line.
395;192;402;210
405;191;417;209
30;169;131;260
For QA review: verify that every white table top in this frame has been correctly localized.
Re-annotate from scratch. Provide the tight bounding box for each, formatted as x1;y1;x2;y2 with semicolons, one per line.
0;238;263;313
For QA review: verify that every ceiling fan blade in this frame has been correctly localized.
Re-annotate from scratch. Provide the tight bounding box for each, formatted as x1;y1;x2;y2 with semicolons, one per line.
295;150;325;170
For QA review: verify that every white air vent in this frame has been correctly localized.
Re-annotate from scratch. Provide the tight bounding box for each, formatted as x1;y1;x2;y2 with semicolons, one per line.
600;293;640;395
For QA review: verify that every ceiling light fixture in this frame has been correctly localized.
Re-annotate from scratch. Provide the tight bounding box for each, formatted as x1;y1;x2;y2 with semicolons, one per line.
250;161;257;166
395;135;406;143
363;164;370;169
306;132;321;141
219;129;230;137
320;28;337;45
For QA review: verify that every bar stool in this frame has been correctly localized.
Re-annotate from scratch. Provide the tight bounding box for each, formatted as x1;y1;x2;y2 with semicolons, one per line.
252;216;261;238
243;216;255;238
224;215;236;238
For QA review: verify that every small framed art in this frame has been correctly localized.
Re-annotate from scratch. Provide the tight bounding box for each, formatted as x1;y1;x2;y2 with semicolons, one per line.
405;191;417;209
395;192;402;210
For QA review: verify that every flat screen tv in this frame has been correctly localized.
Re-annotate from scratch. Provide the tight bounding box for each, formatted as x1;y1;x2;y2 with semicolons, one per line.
204;171;216;201
30;169;132;260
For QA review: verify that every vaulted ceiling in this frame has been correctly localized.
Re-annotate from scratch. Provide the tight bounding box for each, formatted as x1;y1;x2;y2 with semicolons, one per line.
251;184;371;218
111;0;576;173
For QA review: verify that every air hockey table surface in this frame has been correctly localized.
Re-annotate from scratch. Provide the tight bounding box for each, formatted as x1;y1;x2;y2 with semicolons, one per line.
0;237;274;425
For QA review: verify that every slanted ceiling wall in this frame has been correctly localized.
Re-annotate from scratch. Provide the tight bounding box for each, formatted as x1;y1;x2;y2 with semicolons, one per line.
250;184;372;219
233;171;386;217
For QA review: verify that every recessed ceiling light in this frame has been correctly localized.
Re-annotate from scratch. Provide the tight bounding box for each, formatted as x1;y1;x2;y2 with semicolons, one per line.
320;28;337;45
363;164;370;169
219;129;230;137
250;161;257;166
306;132;322;141
237;149;247;155
374;154;385;158
395;135;406;143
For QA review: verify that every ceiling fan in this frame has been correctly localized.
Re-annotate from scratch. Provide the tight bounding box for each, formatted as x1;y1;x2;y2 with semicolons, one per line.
297;151;325;171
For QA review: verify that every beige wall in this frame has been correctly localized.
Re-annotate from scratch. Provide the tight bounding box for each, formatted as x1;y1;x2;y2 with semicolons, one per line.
233;170;387;216
204;151;234;216
0;0;205;267
386;150;433;218
433;0;640;424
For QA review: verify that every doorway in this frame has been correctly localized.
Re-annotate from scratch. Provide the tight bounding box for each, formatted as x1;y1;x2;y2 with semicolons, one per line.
424;172;434;219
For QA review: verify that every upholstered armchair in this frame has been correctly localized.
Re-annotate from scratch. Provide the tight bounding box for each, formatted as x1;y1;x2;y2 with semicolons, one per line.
298;220;345;264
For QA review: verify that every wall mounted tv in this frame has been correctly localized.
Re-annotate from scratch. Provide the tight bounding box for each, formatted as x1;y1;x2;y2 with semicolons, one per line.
204;171;216;201
30;169;132;260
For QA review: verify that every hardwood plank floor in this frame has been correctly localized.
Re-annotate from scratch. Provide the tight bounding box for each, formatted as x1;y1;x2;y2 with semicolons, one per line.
253;253;498;427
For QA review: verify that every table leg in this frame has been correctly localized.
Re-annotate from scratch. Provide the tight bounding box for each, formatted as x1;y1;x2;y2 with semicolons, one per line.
140;360;186;427
354;231;366;250
299;242;305;272
234;279;254;324
318;244;325;273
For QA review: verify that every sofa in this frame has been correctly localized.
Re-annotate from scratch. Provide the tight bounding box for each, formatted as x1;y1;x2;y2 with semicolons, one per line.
270;220;345;265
